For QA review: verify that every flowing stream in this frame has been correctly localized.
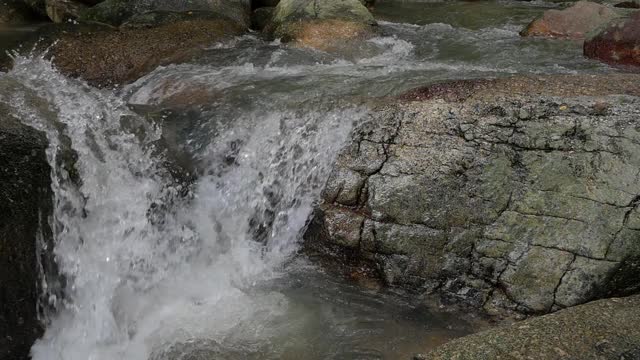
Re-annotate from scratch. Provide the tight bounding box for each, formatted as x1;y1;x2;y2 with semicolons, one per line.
0;1;616;359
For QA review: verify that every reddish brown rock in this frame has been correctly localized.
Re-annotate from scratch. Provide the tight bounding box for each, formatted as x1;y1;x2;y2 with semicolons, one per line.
51;19;243;87
279;19;375;52
521;1;619;39
584;12;640;68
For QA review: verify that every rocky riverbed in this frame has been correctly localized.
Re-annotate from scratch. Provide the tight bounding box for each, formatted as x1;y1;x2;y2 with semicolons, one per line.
1;0;640;359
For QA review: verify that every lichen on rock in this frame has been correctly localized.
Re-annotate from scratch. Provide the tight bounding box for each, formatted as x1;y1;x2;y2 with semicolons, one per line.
306;74;640;315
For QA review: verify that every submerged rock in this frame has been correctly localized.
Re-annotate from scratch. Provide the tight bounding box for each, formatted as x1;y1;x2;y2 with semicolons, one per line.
267;0;376;51
584;12;640;68
418;295;640;359
306;74;640;315
50;19;244;87
520;1;620;39
0;107;53;360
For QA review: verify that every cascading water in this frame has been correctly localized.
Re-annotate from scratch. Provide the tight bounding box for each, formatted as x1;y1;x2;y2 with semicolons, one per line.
2;54;360;360
0;2;617;357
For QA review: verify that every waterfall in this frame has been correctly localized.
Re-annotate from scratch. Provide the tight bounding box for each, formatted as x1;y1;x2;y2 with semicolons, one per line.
0;54;359;360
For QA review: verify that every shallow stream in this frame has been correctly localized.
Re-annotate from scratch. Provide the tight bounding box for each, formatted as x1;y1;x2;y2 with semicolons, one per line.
0;1;617;359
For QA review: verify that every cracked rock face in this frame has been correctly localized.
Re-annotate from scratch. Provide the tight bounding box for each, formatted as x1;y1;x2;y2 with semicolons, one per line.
305;74;640;315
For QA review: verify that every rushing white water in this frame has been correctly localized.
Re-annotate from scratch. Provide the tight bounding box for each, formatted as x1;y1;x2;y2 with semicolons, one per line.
0;3;617;355
1;55;359;360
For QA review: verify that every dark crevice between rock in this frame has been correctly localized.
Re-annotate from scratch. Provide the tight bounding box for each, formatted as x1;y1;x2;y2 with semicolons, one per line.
606;195;640;259
552;253;577;311
302;209;382;288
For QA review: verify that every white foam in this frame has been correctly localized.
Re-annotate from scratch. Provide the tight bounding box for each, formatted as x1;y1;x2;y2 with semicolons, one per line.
2;55;360;360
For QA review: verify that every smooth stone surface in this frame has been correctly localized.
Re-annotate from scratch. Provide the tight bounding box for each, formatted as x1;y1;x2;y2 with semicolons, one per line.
267;0;376;51
520;1;620;39
418;295;640;360
584;11;640;68
50;19;244;87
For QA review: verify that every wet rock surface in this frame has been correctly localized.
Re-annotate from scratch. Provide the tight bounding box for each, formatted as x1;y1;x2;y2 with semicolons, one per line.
306;74;640;315
0;107;53;360
267;0;376;51
50;19;244;87
584;11;640;68
520;1;620;39
45;0;89;23
417;295;640;360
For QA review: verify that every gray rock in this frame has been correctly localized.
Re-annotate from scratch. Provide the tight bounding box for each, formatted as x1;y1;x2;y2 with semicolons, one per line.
306;74;640;315
0;106;54;360
418;295;640;360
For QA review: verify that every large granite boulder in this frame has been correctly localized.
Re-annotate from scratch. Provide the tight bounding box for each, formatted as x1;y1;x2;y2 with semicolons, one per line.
520;1;620;39
306;75;640;315
50;19;244;87
418;295;640;360
267;0;376;51
584;12;640;68
0;107;53;360
79;0;251;27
